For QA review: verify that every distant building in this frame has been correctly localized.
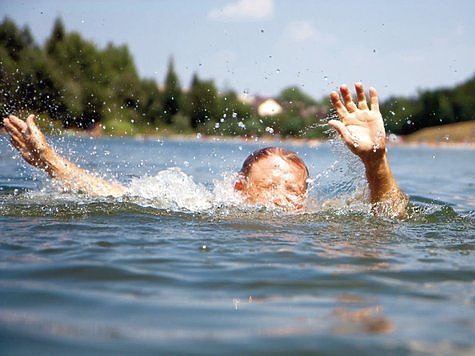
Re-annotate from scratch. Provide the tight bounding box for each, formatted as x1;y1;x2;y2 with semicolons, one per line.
256;98;283;117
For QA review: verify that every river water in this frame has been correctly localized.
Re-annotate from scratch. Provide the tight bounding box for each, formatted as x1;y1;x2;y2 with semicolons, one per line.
1;134;474;355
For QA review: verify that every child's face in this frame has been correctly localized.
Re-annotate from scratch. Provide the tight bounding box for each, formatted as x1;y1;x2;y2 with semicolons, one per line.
237;154;308;210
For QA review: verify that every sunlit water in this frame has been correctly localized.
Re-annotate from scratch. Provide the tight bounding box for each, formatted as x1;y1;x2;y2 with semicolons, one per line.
1;134;474;355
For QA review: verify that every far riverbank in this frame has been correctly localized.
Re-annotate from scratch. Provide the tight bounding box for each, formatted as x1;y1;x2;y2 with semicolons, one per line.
2;120;474;149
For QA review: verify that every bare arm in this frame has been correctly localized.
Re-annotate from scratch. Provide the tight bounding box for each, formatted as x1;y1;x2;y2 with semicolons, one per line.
3;114;126;197
328;83;408;218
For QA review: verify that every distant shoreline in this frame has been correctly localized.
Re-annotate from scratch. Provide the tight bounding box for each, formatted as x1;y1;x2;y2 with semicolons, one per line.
2;120;474;149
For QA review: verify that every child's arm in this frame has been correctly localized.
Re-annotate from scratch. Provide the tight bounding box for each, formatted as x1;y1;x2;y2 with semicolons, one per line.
3;114;126;197
328;83;408;218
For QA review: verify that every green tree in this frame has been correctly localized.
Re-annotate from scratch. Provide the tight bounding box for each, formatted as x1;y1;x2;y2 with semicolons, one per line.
213;90;253;136
278;86;317;106
451;75;475;122
45;18;65;55
161;57;182;124
0;17;34;61
138;78;162;126
380;96;419;135
188;73;219;129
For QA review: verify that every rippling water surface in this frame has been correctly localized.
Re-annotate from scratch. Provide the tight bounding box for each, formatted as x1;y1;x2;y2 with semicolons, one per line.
1;135;474;355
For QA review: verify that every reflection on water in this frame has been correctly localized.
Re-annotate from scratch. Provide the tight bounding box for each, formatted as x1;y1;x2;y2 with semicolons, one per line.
1;136;474;354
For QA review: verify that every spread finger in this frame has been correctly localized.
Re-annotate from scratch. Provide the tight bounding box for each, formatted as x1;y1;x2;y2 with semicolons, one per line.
330;91;349;119
8;115;28;133
355;82;368;110
340;84;357;112
369;87;379;111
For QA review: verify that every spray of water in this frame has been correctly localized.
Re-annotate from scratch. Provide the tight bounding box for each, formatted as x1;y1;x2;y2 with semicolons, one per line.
126;168;244;213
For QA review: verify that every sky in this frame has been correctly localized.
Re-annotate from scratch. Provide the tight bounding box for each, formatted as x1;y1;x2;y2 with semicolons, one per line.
2;0;475;101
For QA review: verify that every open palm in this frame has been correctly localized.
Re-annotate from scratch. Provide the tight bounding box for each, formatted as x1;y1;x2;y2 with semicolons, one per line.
3;114;52;169
328;83;386;161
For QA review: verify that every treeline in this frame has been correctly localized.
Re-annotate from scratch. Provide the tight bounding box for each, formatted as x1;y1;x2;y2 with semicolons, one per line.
0;17;328;138
381;75;475;135
1;17;474;138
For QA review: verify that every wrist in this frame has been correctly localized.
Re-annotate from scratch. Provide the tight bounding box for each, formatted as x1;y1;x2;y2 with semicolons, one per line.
363;151;391;180
41;149;63;176
360;146;387;167
363;151;398;203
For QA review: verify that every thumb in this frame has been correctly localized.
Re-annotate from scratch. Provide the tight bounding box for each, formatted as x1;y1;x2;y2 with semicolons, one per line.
26;114;43;137
26;114;36;130
26;114;48;149
328;120;353;145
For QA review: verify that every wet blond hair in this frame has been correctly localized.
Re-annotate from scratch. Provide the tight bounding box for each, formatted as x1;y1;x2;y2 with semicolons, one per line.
239;147;309;188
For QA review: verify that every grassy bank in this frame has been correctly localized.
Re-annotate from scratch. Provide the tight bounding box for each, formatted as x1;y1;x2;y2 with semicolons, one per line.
403;120;475;144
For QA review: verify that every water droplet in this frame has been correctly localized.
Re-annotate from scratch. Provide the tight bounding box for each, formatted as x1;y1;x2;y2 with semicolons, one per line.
233;298;240;310
260;29;265;33
275;68;280;74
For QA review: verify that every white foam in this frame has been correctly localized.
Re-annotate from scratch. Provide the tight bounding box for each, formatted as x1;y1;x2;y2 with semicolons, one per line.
126;168;244;213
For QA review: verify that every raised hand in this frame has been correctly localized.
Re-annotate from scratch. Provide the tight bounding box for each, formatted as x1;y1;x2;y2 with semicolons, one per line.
328;83;407;217
328;83;386;162
3;114;54;169
3;113;126;196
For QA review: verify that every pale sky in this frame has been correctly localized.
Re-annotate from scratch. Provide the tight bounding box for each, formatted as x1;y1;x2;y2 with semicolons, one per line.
2;0;475;101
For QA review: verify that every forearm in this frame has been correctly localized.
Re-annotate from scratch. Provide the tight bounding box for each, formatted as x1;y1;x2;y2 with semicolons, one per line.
4;114;125;196
43;151;126;197
363;152;408;217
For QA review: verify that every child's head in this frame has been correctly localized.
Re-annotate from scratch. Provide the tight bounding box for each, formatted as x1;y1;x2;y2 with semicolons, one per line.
234;147;309;210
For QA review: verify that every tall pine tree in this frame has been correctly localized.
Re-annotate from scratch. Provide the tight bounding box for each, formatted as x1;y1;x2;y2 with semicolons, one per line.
161;57;182;124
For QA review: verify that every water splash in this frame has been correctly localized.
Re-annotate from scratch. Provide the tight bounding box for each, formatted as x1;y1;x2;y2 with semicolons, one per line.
127;168;243;213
